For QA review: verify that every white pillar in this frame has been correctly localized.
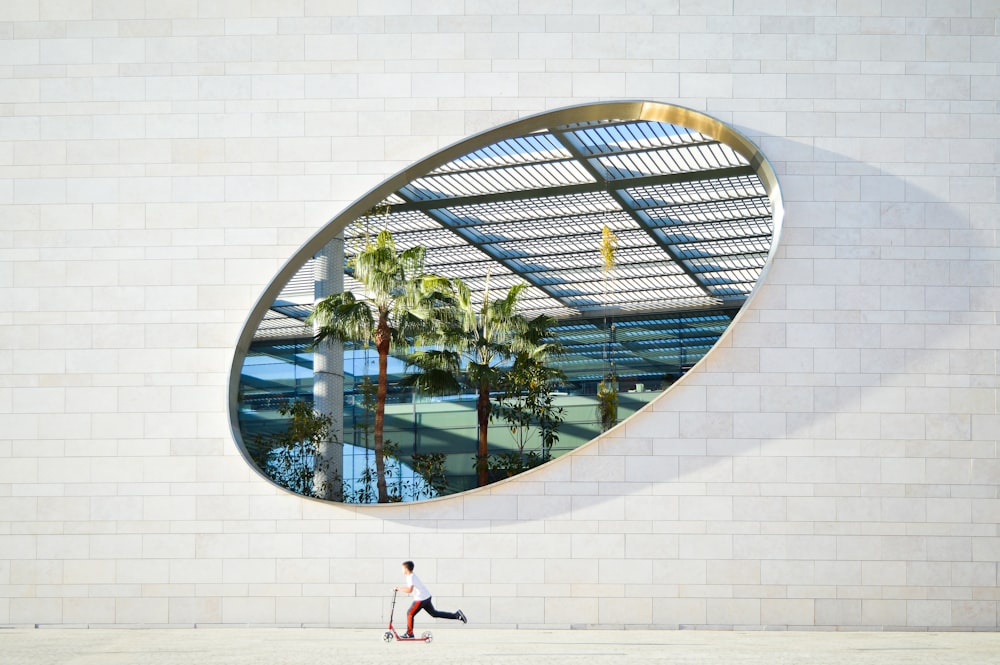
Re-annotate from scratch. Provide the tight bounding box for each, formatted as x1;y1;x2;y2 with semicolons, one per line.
313;234;344;501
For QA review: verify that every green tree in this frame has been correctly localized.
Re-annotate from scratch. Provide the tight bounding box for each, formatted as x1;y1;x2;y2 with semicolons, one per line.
308;228;449;503
408;452;448;499
254;399;337;498
405;278;552;487
493;314;565;470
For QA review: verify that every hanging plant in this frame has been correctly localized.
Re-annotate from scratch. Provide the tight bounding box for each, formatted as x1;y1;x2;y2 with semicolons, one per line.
597;224;620;433
596;378;618;432
600;225;619;274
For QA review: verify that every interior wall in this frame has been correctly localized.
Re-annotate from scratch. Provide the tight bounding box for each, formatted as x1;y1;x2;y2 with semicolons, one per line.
1;2;998;629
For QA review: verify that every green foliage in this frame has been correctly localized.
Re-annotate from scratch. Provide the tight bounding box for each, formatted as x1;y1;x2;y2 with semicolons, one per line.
308;226;449;503
343;439;399;504
253;392;445;504
399;348;462;395
410;452;448;499
345;454;380;505
254;399;337;499
492;314;565;463
485;450;547;480
596;378;618;432
406;276;559;487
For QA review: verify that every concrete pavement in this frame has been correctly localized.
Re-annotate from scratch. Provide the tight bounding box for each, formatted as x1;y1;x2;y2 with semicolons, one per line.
3;627;1000;665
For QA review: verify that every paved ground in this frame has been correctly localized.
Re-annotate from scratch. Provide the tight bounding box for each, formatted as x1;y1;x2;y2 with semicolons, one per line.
3;627;1000;665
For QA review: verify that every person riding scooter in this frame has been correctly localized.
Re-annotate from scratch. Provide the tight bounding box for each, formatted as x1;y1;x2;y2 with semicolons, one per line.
393;560;467;638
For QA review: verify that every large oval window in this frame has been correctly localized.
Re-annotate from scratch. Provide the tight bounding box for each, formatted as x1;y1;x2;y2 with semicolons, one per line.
229;101;783;504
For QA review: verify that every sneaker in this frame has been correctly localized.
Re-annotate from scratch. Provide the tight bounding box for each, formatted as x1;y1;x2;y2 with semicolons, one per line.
402;633;414;639
456;609;467;624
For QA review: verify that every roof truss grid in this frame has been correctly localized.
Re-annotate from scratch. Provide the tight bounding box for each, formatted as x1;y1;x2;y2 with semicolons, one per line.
263;113;776;348
563;121;708;156
431;133;573;174
596;141;748;181
403;158;595;201
642;197;773;226
623;174;767;207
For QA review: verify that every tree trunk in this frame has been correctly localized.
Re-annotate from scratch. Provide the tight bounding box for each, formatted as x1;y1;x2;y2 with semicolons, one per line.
476;380;490;487
374;325;390;503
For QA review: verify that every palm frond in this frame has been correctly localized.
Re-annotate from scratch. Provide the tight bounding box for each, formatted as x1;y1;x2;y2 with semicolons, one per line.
402;349;463;395
308;291;375;347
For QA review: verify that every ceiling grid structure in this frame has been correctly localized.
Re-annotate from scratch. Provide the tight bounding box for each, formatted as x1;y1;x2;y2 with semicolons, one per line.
253;113;776;385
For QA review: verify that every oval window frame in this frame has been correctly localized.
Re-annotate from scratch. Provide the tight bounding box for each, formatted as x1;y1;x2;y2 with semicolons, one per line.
228;100;784;503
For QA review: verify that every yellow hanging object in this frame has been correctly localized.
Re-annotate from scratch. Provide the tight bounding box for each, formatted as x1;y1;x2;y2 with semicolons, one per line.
600;225;619;274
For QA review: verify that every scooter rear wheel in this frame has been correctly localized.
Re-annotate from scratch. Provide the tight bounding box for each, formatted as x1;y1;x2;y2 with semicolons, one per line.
422;631;433;643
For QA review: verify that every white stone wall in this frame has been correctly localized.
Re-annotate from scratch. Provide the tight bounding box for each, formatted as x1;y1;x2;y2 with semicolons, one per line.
1;1;998;630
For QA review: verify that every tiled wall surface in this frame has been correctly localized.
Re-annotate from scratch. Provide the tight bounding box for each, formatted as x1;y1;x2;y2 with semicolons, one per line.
1;1;998;629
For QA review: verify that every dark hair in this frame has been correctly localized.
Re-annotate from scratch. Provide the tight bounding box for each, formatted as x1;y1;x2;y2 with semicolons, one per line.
402;560;414;572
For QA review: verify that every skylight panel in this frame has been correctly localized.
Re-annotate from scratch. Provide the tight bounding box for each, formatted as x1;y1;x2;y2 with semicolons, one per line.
621;174;767;208
440;190;621;225
566;121;706;155
458;211;638;243
643;197;773;225
432;133;572;173
655;219;772;244
683;251;769;273
385;227;467;250
673;237;772;259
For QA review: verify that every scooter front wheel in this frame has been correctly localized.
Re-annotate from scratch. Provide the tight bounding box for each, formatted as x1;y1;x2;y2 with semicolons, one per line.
422;631;433;643
382;630;393;643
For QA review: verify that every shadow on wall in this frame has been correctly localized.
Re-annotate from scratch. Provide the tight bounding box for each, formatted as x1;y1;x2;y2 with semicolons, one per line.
389;138;992;527
230;111;990;528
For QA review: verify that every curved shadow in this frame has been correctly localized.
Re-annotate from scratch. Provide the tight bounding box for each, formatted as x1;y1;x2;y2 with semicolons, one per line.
321;154;965;527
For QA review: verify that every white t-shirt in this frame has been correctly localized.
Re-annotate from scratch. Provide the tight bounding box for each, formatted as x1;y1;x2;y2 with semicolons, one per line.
406;572;431;601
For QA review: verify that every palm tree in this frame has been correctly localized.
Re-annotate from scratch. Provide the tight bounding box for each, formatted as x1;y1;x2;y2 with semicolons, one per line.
405;277;548;487
308;228;448;503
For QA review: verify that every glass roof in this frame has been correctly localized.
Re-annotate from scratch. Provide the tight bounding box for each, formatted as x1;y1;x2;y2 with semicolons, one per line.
356;118;772;320
254;113;777;341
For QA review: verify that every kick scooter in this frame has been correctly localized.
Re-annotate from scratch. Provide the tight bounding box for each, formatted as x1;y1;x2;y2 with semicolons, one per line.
382;590;433;643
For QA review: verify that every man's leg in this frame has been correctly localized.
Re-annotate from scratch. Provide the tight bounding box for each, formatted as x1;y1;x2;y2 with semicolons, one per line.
423;597;464;621
406;600;424;635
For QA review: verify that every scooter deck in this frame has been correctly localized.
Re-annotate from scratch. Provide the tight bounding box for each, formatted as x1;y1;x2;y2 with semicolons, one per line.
383;629;433;643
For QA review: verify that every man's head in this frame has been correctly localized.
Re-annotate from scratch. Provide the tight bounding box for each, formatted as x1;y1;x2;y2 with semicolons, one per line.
402;560;414;573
